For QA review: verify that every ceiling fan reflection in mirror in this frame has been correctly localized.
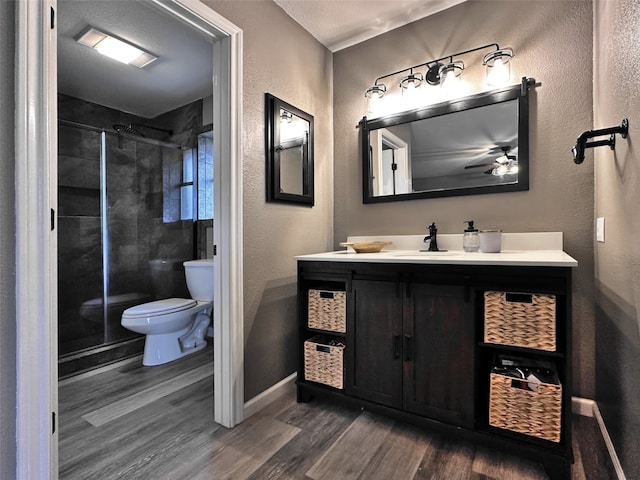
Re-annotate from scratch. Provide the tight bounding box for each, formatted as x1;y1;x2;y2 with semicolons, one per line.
464;146;518;176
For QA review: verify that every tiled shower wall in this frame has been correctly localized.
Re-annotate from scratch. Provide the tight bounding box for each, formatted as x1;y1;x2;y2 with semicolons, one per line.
58;94;206;368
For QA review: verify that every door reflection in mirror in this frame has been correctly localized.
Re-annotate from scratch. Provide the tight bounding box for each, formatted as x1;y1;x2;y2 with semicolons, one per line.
277;108;309;196
266;94;314;205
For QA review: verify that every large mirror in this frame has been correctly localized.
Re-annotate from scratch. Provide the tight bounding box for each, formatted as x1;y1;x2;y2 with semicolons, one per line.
266;93;314;205
360;81;531;203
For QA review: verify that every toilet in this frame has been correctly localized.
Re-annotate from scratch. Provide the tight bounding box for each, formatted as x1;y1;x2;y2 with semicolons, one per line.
121;258;214;366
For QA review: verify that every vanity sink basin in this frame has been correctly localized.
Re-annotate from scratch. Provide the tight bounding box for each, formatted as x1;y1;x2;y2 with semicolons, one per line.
391;251;461;257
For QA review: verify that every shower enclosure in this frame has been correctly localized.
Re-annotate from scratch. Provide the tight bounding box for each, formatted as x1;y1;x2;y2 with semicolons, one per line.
57;119;205;376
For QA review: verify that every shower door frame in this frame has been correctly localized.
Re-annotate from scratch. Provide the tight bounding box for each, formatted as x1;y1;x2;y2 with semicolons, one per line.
15;1;244;478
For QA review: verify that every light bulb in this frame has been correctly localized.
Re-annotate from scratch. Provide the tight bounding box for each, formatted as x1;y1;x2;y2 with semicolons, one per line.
440;67;462;98
402;82;421;106
492;164;508;176
484;48;513;87
486;57;510;86
367;92;382;116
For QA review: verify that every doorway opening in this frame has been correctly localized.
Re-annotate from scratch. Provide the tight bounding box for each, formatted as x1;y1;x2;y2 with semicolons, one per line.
15;1;243;477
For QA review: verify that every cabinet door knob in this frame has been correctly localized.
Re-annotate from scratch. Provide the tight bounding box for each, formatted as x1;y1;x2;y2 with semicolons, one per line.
404;334;413;361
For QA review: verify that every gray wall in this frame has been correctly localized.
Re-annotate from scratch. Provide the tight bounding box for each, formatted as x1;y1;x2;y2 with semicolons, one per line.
0;1;16;479
204;0;334;400
594;1;640;477
333;0;595;398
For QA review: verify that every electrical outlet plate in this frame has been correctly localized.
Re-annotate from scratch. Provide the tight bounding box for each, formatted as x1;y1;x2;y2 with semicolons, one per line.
596;217;605;242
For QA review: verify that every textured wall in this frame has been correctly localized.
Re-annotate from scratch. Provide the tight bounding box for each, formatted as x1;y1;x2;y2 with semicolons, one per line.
594;1;640;477
0;1;16;479
204;0;334;400
333;0;595;397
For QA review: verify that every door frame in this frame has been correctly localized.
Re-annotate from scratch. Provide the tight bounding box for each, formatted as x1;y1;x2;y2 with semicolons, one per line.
15;1;244;477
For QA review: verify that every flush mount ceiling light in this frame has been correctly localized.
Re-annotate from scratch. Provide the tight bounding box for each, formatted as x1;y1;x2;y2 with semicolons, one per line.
364;43;514;106
76;26;157;68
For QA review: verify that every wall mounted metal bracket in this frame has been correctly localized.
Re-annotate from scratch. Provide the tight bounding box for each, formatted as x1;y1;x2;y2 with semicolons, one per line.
572;118;629;164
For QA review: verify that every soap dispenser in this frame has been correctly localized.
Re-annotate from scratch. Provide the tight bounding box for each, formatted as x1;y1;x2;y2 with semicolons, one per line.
463;220;480;252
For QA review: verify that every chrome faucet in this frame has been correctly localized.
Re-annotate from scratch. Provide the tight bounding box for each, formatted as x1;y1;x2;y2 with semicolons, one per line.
423;222;440;252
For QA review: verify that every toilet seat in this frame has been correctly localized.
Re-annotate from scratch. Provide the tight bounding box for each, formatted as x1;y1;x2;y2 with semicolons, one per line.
122;298;197;319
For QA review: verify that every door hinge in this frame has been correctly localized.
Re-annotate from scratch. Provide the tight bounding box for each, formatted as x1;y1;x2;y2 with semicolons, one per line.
213;245;217;256
51;208;55;231
50;7;55;29
52;411;56;434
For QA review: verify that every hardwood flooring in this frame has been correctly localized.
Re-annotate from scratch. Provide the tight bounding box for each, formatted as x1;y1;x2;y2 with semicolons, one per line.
58;348;617;480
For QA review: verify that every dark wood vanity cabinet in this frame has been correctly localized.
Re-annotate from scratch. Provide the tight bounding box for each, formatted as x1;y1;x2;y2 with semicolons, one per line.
297;260;573;480
347;278;474;427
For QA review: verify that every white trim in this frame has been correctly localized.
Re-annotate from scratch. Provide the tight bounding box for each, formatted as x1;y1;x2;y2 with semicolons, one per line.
571;396;595;417
571;397;627;480
244;373;297;419
593;401;627;480
152;0;244;427
16;1;244;477
15;0;58;477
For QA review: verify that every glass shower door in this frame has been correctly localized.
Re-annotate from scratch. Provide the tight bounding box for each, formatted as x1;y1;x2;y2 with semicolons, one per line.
58;122;193;359
58;122;108;355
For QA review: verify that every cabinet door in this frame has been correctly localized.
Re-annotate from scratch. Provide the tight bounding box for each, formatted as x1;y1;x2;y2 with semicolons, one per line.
403;283;475;427
347;279;403;408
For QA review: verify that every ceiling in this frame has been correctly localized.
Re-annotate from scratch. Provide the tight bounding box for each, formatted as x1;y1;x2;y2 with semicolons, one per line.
57;0;216;118
273;0;466;52
57;0;465;119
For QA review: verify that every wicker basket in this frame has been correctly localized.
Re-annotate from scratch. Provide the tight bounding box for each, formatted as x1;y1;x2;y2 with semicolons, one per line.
484;291;557;351
308;289;346;333
489;372;562;442
304;335;344;389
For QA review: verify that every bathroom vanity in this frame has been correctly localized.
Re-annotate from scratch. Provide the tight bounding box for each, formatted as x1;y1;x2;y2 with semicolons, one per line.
296;233;577;479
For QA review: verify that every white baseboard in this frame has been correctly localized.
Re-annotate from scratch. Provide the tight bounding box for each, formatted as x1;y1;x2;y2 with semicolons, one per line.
572;396;626;480
571;396;595;417
243;372;296;419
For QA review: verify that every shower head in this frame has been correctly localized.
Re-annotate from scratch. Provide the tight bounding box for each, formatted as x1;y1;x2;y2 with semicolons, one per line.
113;124;145;137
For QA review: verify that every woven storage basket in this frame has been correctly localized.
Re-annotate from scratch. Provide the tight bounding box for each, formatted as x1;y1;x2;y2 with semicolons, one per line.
304;335;344;389
489;372;562;442
308;289;346;333
484;291;556;351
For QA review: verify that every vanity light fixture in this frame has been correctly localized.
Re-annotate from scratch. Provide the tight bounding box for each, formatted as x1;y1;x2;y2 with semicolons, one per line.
76;26;157;68
280;109;293;123
439;61;465;95
365;83;387;114
364;43;514;107
399;71;424;90
483;48;514;86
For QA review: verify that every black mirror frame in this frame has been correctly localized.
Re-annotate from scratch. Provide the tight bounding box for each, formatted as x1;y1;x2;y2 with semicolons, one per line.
360;78;534;204
265;93;314;206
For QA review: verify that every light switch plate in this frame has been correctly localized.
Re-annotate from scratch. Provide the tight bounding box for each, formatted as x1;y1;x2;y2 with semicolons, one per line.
596;217;605;242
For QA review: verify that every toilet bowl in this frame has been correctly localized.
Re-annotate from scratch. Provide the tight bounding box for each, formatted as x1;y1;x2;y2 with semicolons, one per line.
121;258;214;366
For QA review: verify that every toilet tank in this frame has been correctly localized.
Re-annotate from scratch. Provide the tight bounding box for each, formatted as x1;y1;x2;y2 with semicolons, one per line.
183;259;214;301
149;258;189;299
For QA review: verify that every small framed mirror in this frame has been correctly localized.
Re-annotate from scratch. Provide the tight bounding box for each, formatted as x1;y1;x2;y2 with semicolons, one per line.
265;93;314;205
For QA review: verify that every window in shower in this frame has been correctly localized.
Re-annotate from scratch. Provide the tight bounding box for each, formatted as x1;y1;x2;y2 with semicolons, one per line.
197;130;214;220
180;148;194;220
164;129;213;222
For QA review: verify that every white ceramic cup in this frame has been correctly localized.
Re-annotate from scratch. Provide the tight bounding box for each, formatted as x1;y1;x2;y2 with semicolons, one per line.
479;230;502;253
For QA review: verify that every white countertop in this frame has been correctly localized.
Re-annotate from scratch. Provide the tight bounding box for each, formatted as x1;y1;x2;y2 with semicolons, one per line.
296;233;578;267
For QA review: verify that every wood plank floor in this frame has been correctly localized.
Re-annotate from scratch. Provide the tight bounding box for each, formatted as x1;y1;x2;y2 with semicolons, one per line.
58;348;617;480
